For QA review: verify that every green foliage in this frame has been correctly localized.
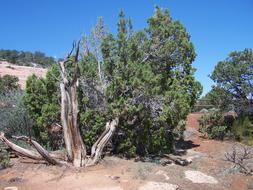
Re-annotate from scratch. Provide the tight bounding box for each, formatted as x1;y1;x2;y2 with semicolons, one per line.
0;90;31;168
0;91;32;136
0;75;20;94
101;7;201;156
23;64;61;148
210;49;253;115
0;143;10;169
198;110;253;144
23;7;202;156
0;49;56;67
79;110;106;151
209;125;228;140
149;127;174;154
193;86;234;112
232;116;253;145
198;110;231;140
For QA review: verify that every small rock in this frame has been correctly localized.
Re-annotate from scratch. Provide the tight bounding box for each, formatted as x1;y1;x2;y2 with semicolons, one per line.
185;170;218;184
4;187;18;190
185;157;192;164
105;175;120;180
110;176;120;180
160;158;172;166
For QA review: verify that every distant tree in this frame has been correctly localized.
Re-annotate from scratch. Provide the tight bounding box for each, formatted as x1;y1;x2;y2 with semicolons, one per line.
0;49;56;67
210;49;253;114
0;75;20;94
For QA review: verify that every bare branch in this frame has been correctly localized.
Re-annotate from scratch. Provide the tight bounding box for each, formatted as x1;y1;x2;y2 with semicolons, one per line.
225;145;253;175
0;132;42;160
67;41;76;59
12;135;66;165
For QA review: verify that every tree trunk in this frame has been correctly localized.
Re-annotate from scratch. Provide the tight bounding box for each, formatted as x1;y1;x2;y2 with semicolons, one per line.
0;42;119;167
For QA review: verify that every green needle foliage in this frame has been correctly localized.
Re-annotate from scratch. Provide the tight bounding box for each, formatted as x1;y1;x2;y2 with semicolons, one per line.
23;7;202;156
210;49;253;115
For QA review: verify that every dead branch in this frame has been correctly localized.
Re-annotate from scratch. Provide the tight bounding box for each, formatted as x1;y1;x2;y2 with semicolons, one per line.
0;132;42;160
163;154;191;166
10;134;68;165
0;41;121;168
225;145;253;175
85;117;119;166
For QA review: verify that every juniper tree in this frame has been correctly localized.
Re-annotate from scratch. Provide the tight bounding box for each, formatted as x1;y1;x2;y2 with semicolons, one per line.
0;7;202;167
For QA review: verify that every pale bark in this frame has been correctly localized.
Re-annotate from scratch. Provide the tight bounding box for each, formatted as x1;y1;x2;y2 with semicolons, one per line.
58;56;87;167
2;134;67;165
0;41;120;167
85;117;119;166
0;132;42;160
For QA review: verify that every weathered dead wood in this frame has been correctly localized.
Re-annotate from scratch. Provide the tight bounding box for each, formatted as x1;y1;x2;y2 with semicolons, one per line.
86;117;119;166
225;145;253;175
57;41;89;167
13;135;66;165
0;41;120;168
163;154;191;166
0;132;42;160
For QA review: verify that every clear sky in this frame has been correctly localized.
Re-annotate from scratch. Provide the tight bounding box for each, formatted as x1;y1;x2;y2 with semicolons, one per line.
1;0;253;95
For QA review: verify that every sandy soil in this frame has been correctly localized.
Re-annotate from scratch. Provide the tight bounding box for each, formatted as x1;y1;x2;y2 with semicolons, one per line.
0;62;47;89
0;114;252;189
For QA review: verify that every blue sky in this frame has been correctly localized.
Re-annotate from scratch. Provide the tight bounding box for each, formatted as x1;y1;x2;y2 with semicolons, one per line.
1;0;253;95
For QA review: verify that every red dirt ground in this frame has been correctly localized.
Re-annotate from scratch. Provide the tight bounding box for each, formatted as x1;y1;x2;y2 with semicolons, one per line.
186;113;204;129
1;113;252;190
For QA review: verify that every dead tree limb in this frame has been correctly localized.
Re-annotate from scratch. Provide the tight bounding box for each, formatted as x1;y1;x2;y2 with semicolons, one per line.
12;135;65;165
0;41;120;168
0;132;42;160
225;145;253;175
86;117;119;166
163;154;191;166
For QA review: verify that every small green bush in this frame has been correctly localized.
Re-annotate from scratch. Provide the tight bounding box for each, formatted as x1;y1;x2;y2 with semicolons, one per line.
198;110;233;140
0;143;10;169
232;116;253;145
208;125;227;140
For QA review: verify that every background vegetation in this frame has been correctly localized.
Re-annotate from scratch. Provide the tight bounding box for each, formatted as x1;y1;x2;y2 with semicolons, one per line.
198;49;253;145
0;49;56;67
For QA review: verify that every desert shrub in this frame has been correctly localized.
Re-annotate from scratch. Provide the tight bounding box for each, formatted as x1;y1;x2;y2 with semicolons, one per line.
0;91;33;136
209;125;228;140
198;110;253;144
0;49;56;67
0;75;20;94
232;116;253;146
198;110;232;140
0;142;10;169
173;120;186;140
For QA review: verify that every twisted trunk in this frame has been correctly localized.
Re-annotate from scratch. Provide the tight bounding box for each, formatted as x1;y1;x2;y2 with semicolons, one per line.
0;42;119;167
